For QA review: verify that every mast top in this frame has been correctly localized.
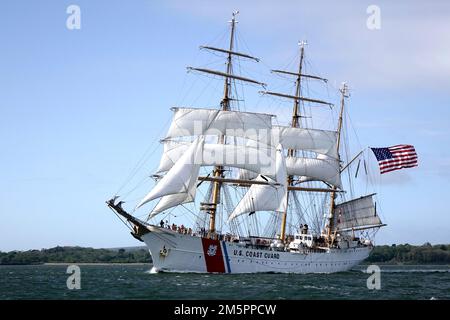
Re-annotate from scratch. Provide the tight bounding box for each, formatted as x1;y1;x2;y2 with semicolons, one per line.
229;11;239;24
298;40;308;48
340;82;350;98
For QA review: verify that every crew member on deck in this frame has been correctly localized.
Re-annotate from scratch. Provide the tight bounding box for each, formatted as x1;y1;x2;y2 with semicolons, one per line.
302;224;309;234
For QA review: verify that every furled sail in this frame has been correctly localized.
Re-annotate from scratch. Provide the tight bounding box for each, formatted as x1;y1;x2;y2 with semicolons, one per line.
272;126;338;158
165;107;273;143
333;194;382;231
136;136;205;210
227;145;287;222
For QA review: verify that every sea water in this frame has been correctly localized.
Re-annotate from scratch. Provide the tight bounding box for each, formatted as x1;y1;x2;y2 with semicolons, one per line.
0;264;449;300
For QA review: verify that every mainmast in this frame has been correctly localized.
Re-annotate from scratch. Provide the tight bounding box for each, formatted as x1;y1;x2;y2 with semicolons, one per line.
280;41;306;242
261;41;330;242
209;11;238;237
326;82;349;244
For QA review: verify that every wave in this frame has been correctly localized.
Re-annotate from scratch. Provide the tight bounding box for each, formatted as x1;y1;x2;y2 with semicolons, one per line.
355;267;450;273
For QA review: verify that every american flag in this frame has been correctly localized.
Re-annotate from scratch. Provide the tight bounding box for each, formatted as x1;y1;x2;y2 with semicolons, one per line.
370;145;418;174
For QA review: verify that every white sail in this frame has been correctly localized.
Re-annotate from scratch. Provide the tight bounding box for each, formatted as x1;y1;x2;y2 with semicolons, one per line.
333;194;382;231
165;107;273;143
236;139;261;180
157;140;340;187
157;140;191;173
228;145;287;221
286;155;342;188
237;169;258;180
273;126;338;158
136;136;204;209
157;141;276;177
149;193;192;218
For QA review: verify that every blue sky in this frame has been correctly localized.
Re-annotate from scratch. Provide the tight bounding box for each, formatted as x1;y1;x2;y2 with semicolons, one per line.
1;0;449;251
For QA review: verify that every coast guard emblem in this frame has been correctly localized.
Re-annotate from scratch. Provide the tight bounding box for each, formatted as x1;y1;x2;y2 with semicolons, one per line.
201;238;225;273
207;244;217;256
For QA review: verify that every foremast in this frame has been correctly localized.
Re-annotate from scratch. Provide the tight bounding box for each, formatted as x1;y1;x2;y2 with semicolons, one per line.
176;12;264;237
208;11;237;236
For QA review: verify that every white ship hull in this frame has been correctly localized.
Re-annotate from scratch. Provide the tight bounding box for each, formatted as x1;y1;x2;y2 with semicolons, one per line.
142;226;371;274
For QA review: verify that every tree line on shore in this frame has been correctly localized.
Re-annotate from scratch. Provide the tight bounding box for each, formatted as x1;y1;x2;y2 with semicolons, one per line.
364;243;450;264
0;243;449;265
0;246;151;265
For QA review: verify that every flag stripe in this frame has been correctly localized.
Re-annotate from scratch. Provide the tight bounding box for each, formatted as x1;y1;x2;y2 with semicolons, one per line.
389;144;414;149
381;157;419;165
381;164;418;173
390;147;413;151
379;157;418;166
391;151;416;155
390;150;416;154
381;162;418;170
380;160;418;170
380;160;418;169
381;164;418;174
390;146;415;151
390;145;414;149
390;152;417;157
379;155;418;163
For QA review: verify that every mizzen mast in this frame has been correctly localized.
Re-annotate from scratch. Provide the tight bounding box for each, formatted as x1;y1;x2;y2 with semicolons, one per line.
326;83;349;244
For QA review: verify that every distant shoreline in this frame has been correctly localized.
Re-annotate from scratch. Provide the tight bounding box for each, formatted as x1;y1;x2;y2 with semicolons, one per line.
43;262;151;266
0;263;448;268
0;246;152;265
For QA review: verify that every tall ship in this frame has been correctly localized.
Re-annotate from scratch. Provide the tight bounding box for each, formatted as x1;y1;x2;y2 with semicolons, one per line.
107;12;386;274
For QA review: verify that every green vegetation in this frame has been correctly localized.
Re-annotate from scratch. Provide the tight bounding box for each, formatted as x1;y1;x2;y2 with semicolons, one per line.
365;243;450;264
1;243;449;265
0;246;151;265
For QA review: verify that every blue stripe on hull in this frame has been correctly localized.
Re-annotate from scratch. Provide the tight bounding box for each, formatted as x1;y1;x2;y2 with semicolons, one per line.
221;241;232;273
